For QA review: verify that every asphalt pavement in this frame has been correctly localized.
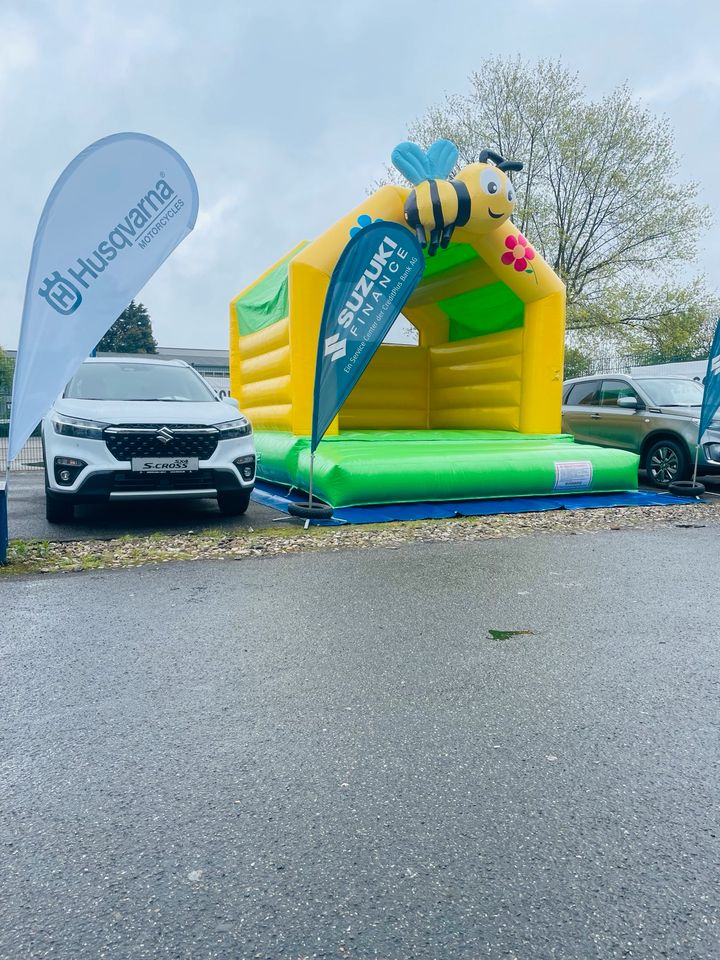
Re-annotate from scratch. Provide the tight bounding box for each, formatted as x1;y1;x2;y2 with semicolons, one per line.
6;472;284;541
1;528;718;959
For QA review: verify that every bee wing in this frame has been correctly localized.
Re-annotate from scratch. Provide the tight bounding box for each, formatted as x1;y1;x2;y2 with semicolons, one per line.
391;142;432;185
426;139;458;180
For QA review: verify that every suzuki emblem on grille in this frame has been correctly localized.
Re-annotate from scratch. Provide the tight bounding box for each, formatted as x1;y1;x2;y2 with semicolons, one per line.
156;427;175;444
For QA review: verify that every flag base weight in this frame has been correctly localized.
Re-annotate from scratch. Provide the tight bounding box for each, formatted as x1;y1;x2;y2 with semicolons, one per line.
288;500;334;521
668;480;705;498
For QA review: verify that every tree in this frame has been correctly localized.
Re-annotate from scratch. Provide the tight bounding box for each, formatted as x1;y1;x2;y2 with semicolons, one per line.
622;280;717;360
0;346;13;391
0;347;13;427
562;345;592;379
390;57;717;349
96;301;157;354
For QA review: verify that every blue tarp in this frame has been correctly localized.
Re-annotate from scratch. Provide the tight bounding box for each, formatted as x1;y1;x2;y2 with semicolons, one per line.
251;480;697;526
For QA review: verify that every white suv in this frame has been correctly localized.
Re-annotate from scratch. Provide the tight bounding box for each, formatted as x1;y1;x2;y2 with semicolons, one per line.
42;357;255;523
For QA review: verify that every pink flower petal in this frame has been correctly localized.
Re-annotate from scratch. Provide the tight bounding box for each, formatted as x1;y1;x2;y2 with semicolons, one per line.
525;247;535;260
501;251;514;265
514;258;527;271
505;235;517;249
517;234;527;246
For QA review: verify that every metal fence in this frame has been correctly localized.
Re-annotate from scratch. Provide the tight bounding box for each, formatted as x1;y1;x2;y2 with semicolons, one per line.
0;395;43;472
0;436;43;473
565;350;708;379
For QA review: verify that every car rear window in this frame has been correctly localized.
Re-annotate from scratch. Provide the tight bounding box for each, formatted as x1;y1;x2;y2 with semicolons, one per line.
65;363;216;402
565;381;601;406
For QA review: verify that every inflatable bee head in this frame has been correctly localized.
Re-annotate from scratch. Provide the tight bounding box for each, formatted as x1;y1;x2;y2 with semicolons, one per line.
454;149;523;233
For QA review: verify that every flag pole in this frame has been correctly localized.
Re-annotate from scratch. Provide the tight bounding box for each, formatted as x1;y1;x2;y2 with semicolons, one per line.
305;452;316;529
308;451;315;507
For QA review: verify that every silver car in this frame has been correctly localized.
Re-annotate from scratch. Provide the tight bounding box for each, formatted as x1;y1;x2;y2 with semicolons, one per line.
562;374;720;486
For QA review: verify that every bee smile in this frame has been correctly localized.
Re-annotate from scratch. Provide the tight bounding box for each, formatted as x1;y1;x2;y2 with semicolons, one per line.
488;208;503;219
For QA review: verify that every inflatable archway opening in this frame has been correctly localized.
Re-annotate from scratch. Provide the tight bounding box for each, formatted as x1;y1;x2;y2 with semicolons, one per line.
230;153;638;507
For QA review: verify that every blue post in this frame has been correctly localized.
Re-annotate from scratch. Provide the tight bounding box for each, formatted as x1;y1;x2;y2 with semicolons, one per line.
0;480;8;565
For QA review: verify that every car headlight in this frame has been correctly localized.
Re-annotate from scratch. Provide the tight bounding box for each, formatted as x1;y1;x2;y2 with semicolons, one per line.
51;413;109;439
215;417;252;439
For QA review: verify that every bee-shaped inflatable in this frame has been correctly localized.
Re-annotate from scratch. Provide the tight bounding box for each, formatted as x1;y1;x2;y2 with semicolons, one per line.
391;139;523;256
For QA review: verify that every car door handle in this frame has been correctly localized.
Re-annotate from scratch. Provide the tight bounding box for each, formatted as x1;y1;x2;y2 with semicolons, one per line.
590;413;601;419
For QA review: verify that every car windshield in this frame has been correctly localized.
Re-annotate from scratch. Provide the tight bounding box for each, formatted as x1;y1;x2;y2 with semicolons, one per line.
64;363;216;402
637;378;704;407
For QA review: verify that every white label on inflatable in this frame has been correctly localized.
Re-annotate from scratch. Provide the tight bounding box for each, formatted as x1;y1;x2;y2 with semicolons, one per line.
554;460;593;491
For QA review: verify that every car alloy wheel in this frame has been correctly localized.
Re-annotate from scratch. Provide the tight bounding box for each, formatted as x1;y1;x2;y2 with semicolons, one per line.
648;444;681;485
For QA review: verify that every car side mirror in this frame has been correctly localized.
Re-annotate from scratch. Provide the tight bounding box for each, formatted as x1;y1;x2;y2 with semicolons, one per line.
222;395;240;410
617;396;642;409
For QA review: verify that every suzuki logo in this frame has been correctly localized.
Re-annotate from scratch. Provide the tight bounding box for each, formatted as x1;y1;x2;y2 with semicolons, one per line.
324;332;347;363
156;427;175;444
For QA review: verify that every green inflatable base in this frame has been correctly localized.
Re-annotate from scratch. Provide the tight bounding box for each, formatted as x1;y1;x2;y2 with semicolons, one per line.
254;430;639;508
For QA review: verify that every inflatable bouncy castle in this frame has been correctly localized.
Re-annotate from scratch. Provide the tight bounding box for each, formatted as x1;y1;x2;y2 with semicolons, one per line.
229;141;638;507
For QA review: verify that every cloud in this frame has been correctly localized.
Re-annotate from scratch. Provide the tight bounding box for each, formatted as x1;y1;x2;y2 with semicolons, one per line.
169;188;248;278
0;14;38;96
637;53;720;103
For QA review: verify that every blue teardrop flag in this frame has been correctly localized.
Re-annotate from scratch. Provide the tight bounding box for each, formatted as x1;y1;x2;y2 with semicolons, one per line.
699;318;720;445
311;221;424;451
8;132;198;464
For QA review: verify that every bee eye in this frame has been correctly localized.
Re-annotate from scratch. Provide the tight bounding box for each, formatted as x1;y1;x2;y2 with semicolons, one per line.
507;185;515;202
480;169;501;196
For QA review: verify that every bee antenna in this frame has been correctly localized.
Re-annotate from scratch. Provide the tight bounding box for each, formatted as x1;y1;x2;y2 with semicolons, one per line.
478;149;504;166
478;149;524;174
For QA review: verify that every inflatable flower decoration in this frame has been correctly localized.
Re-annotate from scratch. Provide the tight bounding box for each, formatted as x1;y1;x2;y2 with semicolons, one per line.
501;233;536;276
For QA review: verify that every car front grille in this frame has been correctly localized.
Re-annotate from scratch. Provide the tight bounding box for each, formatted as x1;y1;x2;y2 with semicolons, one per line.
104;424;219;462
111;470;216;491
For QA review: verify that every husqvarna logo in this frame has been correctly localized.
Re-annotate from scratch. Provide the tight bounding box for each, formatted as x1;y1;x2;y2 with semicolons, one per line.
156;427;175;444
37;272;83;315
324;332;347;362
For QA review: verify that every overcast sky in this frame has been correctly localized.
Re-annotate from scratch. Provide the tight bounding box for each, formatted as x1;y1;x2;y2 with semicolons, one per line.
1;0;719;351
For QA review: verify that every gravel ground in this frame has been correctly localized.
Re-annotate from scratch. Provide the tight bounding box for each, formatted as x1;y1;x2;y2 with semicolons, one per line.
3;497;718;576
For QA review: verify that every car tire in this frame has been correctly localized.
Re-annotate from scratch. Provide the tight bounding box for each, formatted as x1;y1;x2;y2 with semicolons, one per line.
46;491;75;523
644;437;690;487
217;489;252;516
